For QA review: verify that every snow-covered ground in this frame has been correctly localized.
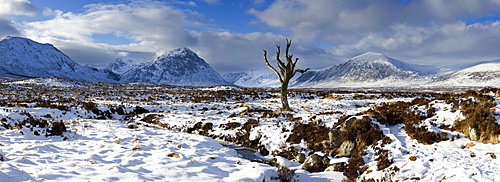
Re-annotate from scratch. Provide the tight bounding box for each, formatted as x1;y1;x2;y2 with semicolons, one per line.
0;119;278;181
1;78;500;181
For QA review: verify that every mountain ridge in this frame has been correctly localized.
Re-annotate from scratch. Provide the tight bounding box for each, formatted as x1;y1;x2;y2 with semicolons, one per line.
225;52;500;88
122;47;231;86
0;36;120;82
3;36;500;88
0;37;231;86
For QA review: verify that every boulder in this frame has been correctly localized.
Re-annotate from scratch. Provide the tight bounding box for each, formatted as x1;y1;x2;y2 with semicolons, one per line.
302;154;330;172
337;140;356;157
325;162;346;172
340;117;357;131
295;153;306;163
328;129;342;149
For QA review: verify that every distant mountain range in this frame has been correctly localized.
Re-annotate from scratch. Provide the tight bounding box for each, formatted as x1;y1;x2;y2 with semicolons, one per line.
0;37;229;86
226;52;500;88
1;36;500;88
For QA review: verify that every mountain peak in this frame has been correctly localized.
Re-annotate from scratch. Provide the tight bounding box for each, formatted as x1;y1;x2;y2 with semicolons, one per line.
124;47;230;86
157;47;197;60
348;52;389;63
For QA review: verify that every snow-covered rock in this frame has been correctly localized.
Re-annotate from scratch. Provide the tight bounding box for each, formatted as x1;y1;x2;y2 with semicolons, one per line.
123;48;231;86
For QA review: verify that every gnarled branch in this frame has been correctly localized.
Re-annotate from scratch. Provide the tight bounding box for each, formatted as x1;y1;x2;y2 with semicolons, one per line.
263;50;283;83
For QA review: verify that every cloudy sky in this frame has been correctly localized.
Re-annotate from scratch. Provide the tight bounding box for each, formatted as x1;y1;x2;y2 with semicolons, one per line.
2;0;500;73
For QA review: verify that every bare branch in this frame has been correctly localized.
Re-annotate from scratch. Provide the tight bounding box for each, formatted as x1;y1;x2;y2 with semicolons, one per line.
293;58;299;66
296;68;310;74
292;68;310;78
285;39;292;64
263;50;283;83
275;45;286;70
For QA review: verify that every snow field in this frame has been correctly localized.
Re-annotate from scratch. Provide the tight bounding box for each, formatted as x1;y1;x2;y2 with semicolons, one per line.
0;119;276;181
1;81;500;181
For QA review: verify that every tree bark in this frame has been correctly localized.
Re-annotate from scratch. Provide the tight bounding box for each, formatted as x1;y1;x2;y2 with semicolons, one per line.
281;80;291;111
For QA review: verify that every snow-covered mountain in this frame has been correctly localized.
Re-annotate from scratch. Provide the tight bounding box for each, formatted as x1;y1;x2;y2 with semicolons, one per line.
4;36;500;88
0;37;231;86
123;48;231;86
432;60;500;87
294;52;439;88
222;70;281;88
104;57;148;75
217;51;500;88
0;36;120;82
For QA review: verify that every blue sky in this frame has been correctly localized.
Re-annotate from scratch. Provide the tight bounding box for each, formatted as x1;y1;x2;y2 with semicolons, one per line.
2;0;500;73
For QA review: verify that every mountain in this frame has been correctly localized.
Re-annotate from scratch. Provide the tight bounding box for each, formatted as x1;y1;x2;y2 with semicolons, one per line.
222;70;281;88
0;36;119;82
432;60;500;87
104;57;148;74
123;48;230;86
294;52;439;88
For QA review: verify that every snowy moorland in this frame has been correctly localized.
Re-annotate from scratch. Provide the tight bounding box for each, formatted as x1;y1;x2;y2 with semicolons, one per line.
1;77;500;181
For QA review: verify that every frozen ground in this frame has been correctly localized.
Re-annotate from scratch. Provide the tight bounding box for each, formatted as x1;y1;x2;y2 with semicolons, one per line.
0;77;499;181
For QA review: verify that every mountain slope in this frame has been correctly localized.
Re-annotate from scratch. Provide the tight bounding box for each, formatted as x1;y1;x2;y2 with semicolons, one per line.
222;70;281;87
104;57;147;75
0;36;119;82
432;60;500;87
123;48;230;86
295;52;439;88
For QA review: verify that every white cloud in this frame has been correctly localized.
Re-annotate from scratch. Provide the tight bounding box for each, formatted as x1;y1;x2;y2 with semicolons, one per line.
0;0;36;38
249;0;500;66
331;21;500;66
199;0;220;5
0;0;36;17
22;1;200;63
19;0;326;72
17;0;500;73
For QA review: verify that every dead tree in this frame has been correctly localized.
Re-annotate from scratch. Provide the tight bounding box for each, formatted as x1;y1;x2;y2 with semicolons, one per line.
263;39;309;111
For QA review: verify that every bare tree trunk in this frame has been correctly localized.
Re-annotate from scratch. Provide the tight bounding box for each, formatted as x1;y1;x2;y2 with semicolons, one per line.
281;80;291;111
263;39;308;112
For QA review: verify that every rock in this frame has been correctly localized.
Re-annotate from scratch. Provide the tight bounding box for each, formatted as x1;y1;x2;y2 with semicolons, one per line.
328;129;342;149
167;152;180;158
302;154;329;172
295;153;306;163
340;117;357;131
337;140;356;157
264;158;279;167
258;145;269;156
322;156;330;166
331;162;346;171
469;127;479;141
275;156;292;167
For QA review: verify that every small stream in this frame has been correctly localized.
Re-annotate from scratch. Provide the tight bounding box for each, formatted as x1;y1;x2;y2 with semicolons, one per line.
219;142;268;161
